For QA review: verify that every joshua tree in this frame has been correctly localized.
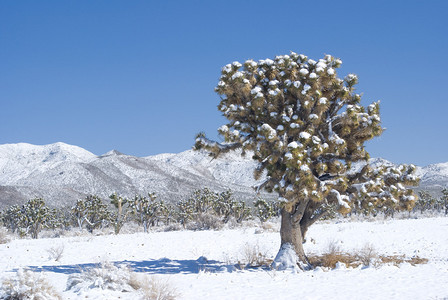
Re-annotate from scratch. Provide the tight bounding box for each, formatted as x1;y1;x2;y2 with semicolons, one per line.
71;195;111;233
195;52;419;270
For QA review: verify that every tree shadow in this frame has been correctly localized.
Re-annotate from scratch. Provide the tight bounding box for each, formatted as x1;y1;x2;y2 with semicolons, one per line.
25;257;236;275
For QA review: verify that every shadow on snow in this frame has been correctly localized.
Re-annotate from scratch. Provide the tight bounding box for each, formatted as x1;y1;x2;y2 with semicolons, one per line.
22;257;239;275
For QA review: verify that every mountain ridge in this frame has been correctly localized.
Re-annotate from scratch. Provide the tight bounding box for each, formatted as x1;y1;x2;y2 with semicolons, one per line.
0;142;446;208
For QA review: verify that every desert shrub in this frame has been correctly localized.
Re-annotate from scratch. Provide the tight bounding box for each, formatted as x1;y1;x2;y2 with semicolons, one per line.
47;244;65;262
378;255;428;266
67;262;136;293
356;243;377;266
186;213;223;231
239;242;272;268
0;227;10;244
1;269;62;300
308;242;428;269
162;223;183;232
66;262;179;299
136;276;179;300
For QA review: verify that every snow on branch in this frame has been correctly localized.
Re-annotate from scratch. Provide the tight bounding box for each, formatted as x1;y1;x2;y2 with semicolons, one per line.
194;134;243;158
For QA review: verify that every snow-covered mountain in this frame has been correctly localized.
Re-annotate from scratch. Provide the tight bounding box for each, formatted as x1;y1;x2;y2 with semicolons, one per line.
0;142;268;208
0;142;446;208
416;162;448;193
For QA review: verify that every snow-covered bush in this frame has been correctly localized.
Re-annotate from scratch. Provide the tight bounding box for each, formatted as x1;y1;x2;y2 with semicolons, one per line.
138;276;179;300
66;262;179;299
47;244;65;262
67;262;135;293
356;243;377;267
186;212;223;231
0;227;10;244
1;269;62;300
239;242;271;268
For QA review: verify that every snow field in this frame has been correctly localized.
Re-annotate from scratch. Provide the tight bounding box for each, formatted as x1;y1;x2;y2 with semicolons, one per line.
1;217;447;299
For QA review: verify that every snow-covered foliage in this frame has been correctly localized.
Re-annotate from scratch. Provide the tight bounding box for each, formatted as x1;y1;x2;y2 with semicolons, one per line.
196;52;419;218
128;193;168;233
0;198;58;239
66;262;179;299
177;188;251;229
195;52;420;267
1;269;62;300
71;195;111;233
66;262;137;293
253;198;280;222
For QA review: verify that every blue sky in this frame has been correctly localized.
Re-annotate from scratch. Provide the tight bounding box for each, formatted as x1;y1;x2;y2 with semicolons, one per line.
0;1;447;166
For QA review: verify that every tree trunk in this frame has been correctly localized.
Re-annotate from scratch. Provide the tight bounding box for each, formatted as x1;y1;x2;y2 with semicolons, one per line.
272;208;309;271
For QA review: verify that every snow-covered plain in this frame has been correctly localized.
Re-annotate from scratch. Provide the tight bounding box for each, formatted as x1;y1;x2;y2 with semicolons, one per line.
1;217;447;299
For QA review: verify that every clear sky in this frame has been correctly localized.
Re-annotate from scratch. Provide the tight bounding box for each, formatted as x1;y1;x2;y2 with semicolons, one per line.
1;0;447;166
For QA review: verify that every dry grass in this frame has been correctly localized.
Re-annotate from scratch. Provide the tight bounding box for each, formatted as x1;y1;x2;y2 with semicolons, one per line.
237;242;272;269
379;255;429;266
308;241;428;269
132;275;179;300
309;251;362;269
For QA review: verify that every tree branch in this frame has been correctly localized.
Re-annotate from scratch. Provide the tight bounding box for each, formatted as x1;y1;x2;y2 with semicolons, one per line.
292;198;310;224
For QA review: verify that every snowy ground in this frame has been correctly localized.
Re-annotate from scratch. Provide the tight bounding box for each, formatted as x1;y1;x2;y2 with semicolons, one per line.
1;217;447;299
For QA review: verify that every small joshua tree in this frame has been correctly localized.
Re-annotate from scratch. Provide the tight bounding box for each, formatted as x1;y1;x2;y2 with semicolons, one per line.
416;190;436;213
129;193;165;232
8;198;57;239
1;205;22;233
23;198;55;239
195;52;419;269
110;193;131;234
253;198;279;222
71;195;111;233
441;188;448;215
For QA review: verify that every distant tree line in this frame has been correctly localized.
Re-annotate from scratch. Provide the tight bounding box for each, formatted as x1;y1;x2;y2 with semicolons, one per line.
1;187;446;239
0;188;281;239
